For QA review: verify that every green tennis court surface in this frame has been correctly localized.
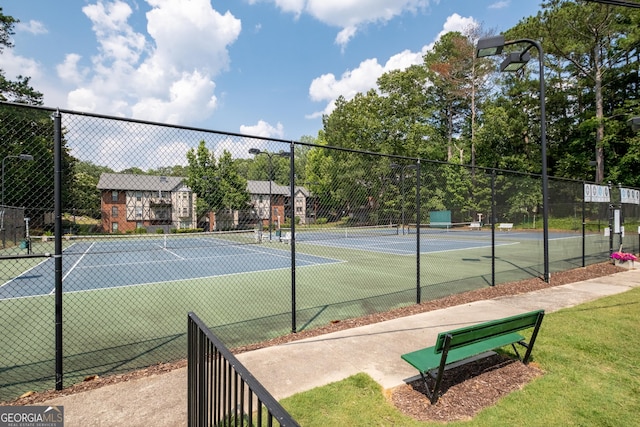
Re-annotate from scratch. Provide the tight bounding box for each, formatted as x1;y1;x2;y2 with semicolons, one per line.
0;226;610;401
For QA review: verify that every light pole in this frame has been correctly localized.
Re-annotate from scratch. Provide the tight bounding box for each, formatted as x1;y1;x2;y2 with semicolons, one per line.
390;163;418;234
476;35;550;283
249;148;291;241
2;153;34;208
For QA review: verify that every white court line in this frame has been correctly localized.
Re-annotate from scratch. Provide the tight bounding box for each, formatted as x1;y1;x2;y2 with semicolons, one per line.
49;259;349;299
162;247;185;259
65;243;342;270
50;242;95;294
0;257;51;290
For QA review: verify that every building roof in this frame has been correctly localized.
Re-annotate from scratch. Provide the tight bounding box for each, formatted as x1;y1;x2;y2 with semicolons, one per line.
97;175;308;197
247;180;289;195
97;173;187;192
246;180;310;196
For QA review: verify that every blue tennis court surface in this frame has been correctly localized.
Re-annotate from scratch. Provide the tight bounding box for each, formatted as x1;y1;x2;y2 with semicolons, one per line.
0;241;340;300
298;235;519;255
295;229;579;255
1;229;585;300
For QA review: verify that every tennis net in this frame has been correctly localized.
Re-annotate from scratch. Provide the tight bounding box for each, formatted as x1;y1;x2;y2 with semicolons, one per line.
40;229;260;255
406;222;476;235
280;224;399;242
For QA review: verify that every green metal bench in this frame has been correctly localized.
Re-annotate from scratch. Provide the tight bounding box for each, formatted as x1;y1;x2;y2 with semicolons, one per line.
401;309;545;404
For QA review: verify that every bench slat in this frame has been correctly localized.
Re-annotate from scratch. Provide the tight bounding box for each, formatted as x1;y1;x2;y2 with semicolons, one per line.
401;332;525;373
435;311;542;352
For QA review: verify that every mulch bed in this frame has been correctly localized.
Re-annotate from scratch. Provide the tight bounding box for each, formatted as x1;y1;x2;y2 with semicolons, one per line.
391;354;543;422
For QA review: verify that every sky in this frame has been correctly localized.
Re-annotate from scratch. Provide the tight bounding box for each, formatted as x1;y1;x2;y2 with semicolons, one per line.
1;0;543;149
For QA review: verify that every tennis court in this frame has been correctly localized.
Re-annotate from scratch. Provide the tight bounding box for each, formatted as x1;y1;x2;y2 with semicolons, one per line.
0;231;341;300
290;223;586;256
1;225;597;300
0;222;608;405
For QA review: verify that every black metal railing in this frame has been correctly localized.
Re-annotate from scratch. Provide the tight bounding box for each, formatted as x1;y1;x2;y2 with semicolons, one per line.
188;312;300;427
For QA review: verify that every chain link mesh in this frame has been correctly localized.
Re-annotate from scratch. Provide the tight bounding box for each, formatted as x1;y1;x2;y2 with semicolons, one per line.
0;102;637;401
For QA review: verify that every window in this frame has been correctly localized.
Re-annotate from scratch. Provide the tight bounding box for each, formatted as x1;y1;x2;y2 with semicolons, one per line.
111;191;118;202
136;221;143;229
111;222;118;233
136;207;142;218
111;206;118;217
136;191;142;201
296;207;302;213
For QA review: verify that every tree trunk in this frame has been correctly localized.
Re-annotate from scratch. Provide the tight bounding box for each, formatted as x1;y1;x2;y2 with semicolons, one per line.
594;47;605;184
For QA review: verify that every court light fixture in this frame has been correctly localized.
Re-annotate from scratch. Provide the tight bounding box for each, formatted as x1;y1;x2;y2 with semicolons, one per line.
500;51;531;72
476;35;506;58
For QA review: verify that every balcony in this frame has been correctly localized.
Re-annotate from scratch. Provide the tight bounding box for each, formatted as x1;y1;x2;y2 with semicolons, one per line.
150;197;172;206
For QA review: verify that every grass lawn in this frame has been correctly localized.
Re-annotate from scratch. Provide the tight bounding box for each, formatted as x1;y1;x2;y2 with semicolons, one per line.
280;287;640;426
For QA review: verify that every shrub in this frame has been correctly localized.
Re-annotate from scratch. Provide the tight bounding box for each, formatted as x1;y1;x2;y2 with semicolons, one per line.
172;228;203;234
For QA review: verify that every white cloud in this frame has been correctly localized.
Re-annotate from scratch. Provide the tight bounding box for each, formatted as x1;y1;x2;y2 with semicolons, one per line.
57;54;87;85
307;13;477;118
306;49;427;118
240;120;285;138
16;20;48;35
131;70;217;123
489;1;510;9
273;0;306;16
335;26;357;49
153;142;191;167
67;87;96;111
0;49;42;80
62;0;240;125
265;0;429;49
50;0;242;169
437;13;478;40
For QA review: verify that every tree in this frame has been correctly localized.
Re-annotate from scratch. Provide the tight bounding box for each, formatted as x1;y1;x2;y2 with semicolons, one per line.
185;141;249;220
376;65;436;159
0;8;43;104
147;165;188;176
423;32;474;162
0;8;78;231
507;0;640;183
68;161;114;219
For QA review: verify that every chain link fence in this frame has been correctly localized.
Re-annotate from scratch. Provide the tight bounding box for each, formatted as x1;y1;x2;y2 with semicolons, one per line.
0;101;637;401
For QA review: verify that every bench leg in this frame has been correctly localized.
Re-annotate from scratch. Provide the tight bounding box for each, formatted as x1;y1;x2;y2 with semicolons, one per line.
419;368;445;405
420;336;451;405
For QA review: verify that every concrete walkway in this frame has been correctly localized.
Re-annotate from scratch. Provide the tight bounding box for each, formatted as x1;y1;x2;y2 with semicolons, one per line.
40;269;640;426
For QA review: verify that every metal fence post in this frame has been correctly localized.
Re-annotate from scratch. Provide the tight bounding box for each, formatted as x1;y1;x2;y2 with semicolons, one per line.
415;159;421;304
582;181;586;267
491;169;496;286
54;110;63;390
290;141;296;334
